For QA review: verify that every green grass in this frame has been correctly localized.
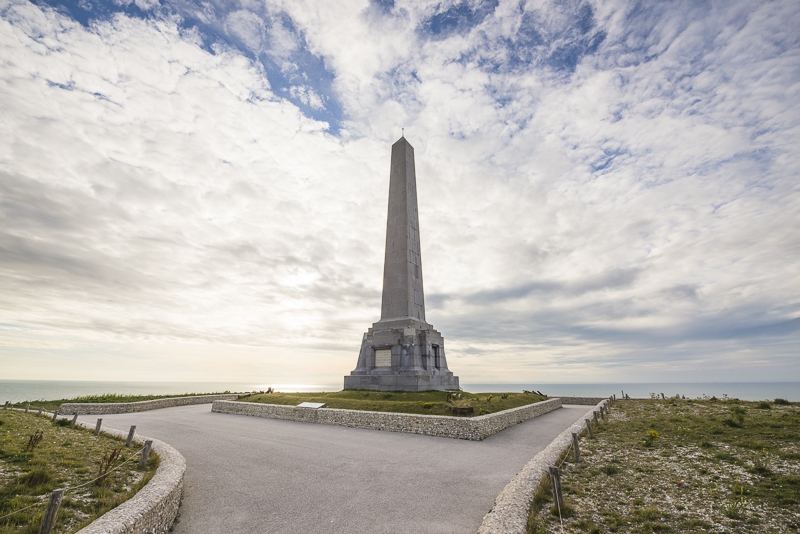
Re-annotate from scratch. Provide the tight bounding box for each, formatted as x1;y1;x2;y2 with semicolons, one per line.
526;398;800;533
0;409;159;533
8;392;234;414
236;390;547;417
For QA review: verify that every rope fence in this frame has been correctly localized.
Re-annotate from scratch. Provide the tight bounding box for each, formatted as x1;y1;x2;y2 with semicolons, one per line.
0;410;154;533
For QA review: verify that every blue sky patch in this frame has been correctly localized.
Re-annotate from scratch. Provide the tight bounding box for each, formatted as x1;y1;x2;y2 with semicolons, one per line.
419;0;499;40
31;0;343;131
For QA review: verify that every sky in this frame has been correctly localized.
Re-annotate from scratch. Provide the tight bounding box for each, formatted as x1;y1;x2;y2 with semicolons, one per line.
1;0;798;387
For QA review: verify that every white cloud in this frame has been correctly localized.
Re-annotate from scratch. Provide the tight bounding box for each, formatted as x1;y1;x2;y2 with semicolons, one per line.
289;84;325;109
1;0;798;383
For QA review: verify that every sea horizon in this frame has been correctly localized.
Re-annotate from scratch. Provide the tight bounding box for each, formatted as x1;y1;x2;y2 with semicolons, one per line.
1;379;798;403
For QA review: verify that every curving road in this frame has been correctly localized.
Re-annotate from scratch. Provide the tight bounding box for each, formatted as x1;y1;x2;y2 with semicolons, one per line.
78;404;585;534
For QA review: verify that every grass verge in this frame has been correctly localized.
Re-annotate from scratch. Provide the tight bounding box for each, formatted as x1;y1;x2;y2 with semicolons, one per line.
236;390;547;417
527;398;800;533
0;409;159;534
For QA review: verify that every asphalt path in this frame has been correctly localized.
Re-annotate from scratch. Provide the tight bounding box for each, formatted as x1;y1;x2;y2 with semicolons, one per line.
79;404;585;534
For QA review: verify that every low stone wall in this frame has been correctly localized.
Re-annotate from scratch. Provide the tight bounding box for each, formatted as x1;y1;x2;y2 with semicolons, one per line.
75;424;186;534
477;399;609;534
558;396;607;405
61;394;239;415
212;398;562;441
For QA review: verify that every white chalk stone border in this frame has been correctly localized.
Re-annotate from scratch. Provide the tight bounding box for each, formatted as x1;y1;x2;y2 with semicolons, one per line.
61;394;239;414
212;398;562;440
477;398;610;534
74;423;186;534
558;397;605;405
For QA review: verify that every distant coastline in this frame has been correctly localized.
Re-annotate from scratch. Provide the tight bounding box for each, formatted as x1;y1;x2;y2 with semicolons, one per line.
1;379;797;403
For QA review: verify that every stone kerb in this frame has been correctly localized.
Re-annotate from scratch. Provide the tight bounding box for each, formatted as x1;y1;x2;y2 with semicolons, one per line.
211;398;562;441
61;394;239;415
557;396;606;405
75;423;186;534
477;399;609;534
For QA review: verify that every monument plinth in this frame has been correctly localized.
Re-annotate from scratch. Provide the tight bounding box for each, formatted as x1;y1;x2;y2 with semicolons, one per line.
344;137;459;392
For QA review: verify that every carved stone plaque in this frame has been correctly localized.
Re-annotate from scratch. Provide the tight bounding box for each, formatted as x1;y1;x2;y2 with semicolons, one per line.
375;349;392;367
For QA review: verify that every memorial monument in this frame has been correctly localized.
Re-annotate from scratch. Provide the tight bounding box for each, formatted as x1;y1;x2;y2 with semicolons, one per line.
344;136;460;391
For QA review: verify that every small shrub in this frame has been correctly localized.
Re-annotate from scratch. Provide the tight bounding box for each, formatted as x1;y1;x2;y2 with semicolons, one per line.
573;519;602;533
774;398;790;405
643;429;659;447
421;402;434;409
601;464;620;476
487;394;493;402
55;418;71;426
751;452;770;475
757;402;771;410
19;469;54;489
501;393;509;400
731;406;746;423
550;503;574;518
633;507;662;522
720;496;748;520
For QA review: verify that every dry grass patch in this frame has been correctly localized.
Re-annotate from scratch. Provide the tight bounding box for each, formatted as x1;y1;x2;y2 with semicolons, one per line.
528;398;800;533
0;410;158;533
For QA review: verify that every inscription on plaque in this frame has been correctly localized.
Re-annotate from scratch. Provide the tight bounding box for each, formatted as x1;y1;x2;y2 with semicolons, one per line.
375;349;392;367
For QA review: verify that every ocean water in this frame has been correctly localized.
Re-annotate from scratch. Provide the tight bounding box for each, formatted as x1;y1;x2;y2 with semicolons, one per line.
1;380;798;403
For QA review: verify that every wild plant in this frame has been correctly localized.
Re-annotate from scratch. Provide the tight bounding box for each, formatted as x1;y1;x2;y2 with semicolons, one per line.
26;430;44;452
97;447;122;485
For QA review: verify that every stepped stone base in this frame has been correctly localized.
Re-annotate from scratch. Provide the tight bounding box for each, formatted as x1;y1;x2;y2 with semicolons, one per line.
343;373;459;392
344;317;459;392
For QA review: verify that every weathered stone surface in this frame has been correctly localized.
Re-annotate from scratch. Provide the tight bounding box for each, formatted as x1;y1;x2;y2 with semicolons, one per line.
345;137;459;391
60;394;238;415
212;398;562;440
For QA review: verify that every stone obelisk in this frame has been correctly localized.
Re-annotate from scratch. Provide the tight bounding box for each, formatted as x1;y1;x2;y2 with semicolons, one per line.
344;136;459;391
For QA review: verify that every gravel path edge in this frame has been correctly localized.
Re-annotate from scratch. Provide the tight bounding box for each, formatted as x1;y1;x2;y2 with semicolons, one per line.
477;399;610;534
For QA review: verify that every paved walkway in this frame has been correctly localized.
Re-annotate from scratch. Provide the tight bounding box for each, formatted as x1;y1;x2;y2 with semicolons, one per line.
79;404;585;534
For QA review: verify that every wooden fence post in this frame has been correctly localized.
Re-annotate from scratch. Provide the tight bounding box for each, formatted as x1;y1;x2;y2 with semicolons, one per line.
549;467;564;512
585;418;593;438
51;410;59;422
37;406;43;417
139;440;153;467
39;488;64;534
593;411;599;425
25;403;30;413
70;414;78;428
3;401;8;409
94;418;102;436
572;432;581;463
126;426;136;447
